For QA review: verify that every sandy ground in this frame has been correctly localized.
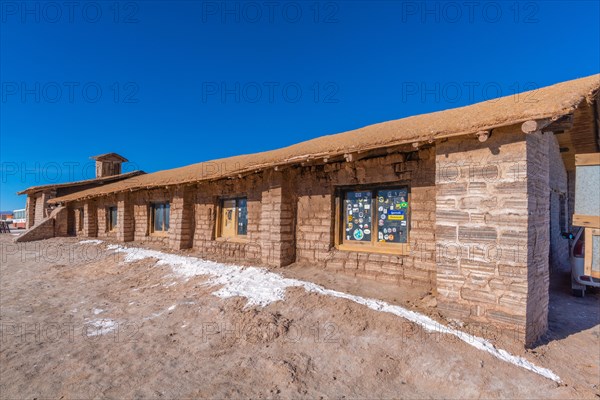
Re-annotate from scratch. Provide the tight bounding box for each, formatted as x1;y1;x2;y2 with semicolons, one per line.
0;235;598;399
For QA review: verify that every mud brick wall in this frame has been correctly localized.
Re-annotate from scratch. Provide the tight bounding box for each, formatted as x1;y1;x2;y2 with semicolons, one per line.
26;195;36;229
83;201;97;237
130;188;176;246
295;148;436;289
95;195;119;239
258;170;297;267
193;174;264;265
34;192;46;226
73;206;83;235
117;192;134;242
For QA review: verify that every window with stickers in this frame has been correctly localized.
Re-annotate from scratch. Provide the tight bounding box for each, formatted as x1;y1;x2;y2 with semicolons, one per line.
337;186;410;254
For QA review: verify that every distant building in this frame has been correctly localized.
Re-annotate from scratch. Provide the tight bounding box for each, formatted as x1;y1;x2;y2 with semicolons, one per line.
17;153;144;228
0;211;14;221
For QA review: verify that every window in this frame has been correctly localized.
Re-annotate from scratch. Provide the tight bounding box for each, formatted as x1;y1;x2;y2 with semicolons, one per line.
107;206;118;231
219;197;248;238
337;186;410;253
150;202;170;234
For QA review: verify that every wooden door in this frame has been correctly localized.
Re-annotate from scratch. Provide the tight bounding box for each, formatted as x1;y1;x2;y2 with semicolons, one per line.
221;199;236;238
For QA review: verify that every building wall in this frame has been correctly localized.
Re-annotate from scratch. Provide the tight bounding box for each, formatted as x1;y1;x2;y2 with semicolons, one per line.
34;192;46;225
95;194;119;240
295;148;436;289
434;127;564;346
59;131;567;345
435;128;531;341
192;172;276;265
546;134;569;271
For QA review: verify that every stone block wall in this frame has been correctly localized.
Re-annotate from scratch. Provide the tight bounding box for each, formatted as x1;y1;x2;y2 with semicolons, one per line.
95;195;119;240
435;127;562;345
193;174;264;264
83;201;97;237
26;195;36;229
117;193;134;242
34;192;46;226
295;148;436;289
436;128;531;339
258;170;297;267
170;187;195;250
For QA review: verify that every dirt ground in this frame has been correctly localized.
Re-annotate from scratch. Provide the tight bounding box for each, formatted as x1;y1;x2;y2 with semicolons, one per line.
0;235;598;399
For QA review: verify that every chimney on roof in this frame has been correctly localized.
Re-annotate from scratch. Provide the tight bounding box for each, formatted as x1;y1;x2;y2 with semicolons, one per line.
90;153;128;178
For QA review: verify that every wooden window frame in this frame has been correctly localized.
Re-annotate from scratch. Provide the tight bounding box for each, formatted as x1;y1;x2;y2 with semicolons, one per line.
107;206;118;232
216;197;248;241
334;184;411;256
149;202;170;236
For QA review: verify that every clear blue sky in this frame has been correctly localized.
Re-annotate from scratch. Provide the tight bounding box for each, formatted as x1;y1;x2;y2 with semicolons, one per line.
1;0;599;211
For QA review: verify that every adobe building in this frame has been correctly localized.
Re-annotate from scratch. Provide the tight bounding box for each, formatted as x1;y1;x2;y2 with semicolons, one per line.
18;74;600;346
17;153;144;230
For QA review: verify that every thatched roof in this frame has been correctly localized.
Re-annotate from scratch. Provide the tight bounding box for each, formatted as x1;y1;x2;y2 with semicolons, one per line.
18;171;145;195
48;73;600;205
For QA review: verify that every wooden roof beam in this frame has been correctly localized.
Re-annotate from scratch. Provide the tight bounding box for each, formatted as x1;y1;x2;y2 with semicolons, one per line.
542;114;574;133
521;118;552;134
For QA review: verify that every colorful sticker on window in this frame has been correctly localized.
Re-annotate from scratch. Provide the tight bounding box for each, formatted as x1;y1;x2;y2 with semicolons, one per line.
376;188;408;243
344;191;372;242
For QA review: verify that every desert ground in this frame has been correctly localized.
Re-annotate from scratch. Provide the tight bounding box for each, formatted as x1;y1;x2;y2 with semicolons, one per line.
0;234;598;399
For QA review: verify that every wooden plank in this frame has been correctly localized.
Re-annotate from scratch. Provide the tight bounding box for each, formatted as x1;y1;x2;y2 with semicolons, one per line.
573;214;600;228
575;153;600;166
584;228;600;278
337;243;410;256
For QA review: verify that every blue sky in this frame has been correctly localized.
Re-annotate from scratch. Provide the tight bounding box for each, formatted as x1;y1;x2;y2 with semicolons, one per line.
1;0;599;210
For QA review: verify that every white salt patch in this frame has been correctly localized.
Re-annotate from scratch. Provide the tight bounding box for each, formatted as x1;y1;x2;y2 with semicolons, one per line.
92;308;104;315
104;243;561;383
144;304;177;321
79;239;103;245
86;319;117;336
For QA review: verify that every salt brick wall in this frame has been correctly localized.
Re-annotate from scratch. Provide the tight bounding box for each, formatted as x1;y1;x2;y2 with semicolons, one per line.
524;132;562;345
34;193;46;226
435;128;561;345
130;188;174;246
436;129;531;339
295;148;436;289
26;195;36;229
95;195;118;239
83;201;97;237
117;192;134;242
193;175;264;264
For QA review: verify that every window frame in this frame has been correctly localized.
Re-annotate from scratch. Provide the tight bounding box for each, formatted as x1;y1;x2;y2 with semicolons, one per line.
334;184;411;256
107;206;118;232
149;202;170;236
217;196;248;240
